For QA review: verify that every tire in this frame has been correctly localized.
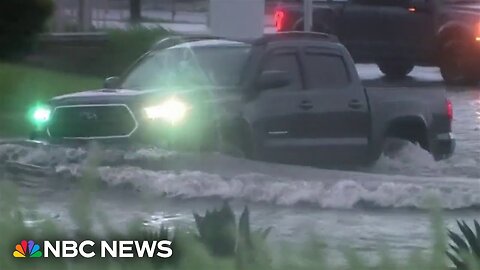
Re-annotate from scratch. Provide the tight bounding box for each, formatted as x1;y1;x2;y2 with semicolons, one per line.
218;122;253;159
440;40;480;86
381;138;409;159
377;61;414;80
219;141;246;158
168;121;219;153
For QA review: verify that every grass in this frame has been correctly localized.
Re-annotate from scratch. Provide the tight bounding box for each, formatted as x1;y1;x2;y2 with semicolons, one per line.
0;27;170;136
0;62;101;136
0;147;479;270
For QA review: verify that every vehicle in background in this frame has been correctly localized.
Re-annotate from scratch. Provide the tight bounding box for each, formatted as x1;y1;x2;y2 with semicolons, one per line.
275;0;480;85
29;33;455;166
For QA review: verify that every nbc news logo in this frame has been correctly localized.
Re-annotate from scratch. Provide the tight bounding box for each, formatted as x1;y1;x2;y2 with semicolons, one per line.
13;239;172;259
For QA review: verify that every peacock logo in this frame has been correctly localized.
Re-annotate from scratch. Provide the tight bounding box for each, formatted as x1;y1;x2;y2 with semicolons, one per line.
13;240;43;258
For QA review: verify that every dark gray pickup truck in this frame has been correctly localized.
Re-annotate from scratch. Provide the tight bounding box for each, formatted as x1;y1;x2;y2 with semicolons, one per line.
275;0;480;85
29;33;455;166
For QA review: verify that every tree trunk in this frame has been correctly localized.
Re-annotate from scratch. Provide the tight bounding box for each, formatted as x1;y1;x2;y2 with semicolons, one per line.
129;0;142;23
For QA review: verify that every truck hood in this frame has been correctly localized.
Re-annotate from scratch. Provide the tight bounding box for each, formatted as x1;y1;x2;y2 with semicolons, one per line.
50;89;157;107
49;87;238;107
53;89;147;100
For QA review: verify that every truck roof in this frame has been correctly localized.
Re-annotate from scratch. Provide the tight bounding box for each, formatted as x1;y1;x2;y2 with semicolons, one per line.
169;39;249;49
253;31;339;44
152;32;339;51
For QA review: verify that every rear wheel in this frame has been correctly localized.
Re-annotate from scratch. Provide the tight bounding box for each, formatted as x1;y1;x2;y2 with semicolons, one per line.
381;138;410;159
440;40;480;86
377;61;414;80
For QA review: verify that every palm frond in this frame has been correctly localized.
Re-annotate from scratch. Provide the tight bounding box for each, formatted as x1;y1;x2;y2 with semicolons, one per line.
447;219;480;270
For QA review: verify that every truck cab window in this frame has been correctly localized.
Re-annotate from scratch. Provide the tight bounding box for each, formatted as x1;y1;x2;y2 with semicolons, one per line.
262;53;303;90
304;53;350;90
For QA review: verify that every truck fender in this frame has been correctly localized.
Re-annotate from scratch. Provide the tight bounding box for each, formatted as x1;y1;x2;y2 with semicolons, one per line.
382;116;430;150
437;21;473;45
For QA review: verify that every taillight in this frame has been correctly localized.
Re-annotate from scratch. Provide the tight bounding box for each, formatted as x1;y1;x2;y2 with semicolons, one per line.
446;99;453;121
274;10;285;32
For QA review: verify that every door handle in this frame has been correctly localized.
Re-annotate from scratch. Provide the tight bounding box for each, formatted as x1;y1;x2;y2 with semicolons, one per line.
299;100;313;110
348;99;362;109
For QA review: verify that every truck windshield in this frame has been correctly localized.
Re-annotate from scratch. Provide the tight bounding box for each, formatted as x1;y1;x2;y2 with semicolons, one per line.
121;43;252;90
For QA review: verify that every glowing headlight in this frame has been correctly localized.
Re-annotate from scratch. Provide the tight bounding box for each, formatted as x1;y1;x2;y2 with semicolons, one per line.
31;106;51;124
144;97;189;124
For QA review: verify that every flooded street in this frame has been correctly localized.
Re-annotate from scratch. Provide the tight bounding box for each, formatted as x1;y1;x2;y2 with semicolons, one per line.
0;65;479;263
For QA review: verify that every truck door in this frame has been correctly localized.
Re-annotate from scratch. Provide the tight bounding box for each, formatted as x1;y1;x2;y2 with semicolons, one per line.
298;46;370;163
338;0;388;62
244;47;310;164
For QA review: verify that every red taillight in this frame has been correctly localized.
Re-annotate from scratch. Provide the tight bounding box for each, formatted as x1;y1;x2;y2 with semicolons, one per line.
274;10;285;32
446;99;453;121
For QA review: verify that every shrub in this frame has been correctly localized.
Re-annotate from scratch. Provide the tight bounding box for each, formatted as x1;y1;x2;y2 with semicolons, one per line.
0;0;54;59
447;220;480;270
101;27;171;76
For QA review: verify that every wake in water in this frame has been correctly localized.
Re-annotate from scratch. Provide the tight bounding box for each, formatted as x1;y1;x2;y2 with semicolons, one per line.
0;142;479;210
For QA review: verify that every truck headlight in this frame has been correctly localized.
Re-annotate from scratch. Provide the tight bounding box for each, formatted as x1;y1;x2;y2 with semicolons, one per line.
144;97;189;124
31;106;51;125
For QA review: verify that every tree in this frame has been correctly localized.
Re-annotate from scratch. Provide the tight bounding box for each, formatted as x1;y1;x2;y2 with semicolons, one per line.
0;0;54;59
129;0;142;23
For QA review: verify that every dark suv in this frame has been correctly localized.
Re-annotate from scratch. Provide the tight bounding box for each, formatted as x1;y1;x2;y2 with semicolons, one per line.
275;0;480;84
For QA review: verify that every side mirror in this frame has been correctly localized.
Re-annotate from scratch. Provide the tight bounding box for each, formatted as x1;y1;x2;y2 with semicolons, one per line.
104;76;121;89
256;70;292;90
410;0;430;12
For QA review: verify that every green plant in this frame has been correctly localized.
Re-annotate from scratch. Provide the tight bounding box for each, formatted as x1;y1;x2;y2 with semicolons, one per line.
0;0;54;59
102;27;171;76
447;220;480;270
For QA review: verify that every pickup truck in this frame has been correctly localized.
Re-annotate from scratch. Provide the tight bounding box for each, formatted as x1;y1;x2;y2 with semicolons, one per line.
274;0;480;85
28;33;455;166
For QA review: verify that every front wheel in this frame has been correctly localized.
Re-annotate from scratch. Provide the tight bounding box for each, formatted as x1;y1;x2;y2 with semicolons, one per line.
218;123;254;159
377;61;414;80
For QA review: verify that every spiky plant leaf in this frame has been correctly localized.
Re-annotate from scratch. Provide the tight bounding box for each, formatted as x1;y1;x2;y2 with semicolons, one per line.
448;220;480;270
475;220;480;249
450;243;460;254
256;227;273;240
449;230;469;251
447;251;466;270
457;221;480;256
238;206;252;248
194;202;236;257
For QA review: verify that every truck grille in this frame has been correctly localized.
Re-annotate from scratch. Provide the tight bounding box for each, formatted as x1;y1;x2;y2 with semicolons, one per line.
48;104;138;139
